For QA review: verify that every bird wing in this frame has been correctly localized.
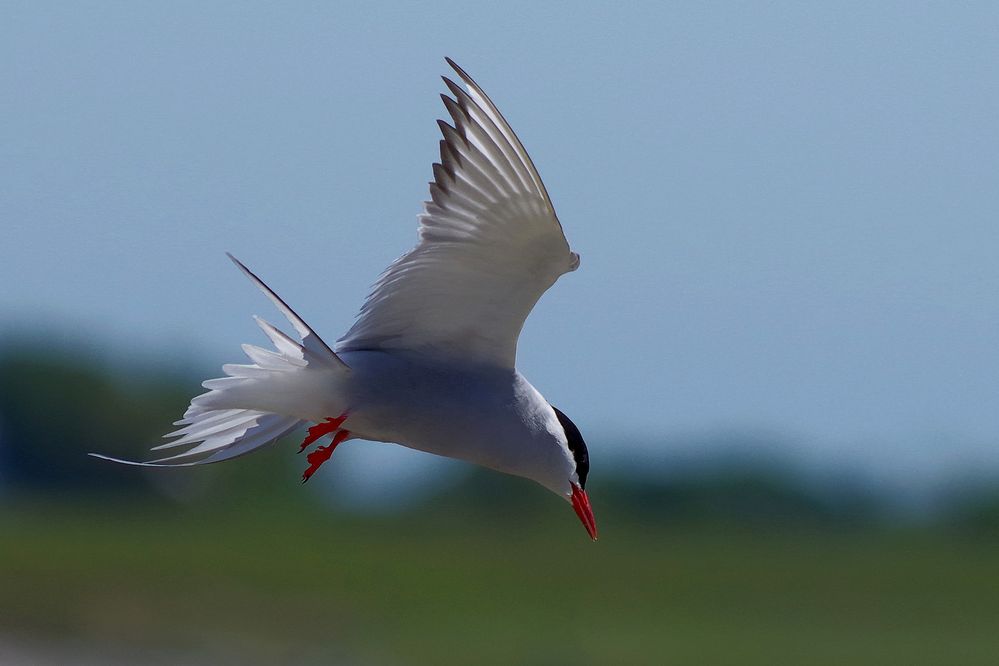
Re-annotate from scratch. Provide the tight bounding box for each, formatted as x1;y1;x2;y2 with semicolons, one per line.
336;58;579;369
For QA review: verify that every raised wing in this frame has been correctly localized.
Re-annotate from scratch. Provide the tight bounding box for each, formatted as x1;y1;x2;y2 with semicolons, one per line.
336;58;579;368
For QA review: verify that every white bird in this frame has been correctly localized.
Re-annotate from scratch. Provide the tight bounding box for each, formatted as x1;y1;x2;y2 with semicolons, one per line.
93;58;597;540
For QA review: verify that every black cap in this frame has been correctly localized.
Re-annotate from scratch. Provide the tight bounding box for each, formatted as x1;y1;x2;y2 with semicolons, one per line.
551;405;589;489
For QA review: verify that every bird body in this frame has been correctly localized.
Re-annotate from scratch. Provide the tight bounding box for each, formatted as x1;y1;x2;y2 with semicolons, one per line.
337;350;577;495
94;59;597;539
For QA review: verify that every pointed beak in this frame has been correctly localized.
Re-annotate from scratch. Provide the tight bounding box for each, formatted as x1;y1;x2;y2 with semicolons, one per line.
570;483;598;541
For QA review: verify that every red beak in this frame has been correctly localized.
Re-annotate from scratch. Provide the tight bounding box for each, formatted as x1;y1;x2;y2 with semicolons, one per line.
570;483;598;541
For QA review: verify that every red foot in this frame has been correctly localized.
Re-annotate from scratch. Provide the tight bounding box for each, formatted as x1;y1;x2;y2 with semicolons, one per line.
298;413;349;453
302;430;350;483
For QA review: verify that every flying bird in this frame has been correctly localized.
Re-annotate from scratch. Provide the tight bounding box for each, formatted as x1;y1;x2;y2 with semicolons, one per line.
93;58;596;540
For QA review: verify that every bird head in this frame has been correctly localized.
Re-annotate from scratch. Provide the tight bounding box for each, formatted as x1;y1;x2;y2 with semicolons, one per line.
549;405;597;541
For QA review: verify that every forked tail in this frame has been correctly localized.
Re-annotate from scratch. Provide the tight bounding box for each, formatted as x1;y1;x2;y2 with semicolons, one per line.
90;255;349;467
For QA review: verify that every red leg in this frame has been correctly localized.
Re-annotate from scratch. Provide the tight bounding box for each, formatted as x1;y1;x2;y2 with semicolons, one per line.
298;412;349;453
301;429;350;483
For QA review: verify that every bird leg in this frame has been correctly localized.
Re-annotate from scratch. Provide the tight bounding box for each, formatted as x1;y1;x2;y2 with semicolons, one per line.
297;412;351;482
302;429;350;483
298;412;349;452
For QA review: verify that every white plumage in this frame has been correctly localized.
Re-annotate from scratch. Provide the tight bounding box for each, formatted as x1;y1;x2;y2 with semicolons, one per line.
338;59;579;367
93;59;597;540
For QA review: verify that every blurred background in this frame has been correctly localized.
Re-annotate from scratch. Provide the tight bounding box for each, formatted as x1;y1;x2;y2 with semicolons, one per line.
3;2;999;664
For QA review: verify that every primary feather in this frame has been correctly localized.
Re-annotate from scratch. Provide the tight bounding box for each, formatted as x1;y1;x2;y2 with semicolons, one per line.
336;59;579;368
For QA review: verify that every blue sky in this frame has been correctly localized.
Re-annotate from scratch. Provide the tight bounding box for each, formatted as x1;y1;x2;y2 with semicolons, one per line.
3;2;998;494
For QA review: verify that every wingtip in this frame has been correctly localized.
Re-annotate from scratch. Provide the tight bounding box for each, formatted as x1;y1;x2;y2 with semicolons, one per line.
444;57;472;84
226;252;248;273
227;252;259;282
441;77;464;101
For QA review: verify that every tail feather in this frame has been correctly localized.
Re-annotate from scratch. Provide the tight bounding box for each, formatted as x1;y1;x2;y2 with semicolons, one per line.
220;363;275;379
90;255;349;468
171;407;243;429
239;343;304;370
148;412;300;465
226;253;347;370
155;408;264;450
200;415;304;464
253;316;303;358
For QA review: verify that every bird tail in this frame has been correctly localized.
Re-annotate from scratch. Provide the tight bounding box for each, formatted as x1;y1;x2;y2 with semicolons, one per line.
90;255;350;467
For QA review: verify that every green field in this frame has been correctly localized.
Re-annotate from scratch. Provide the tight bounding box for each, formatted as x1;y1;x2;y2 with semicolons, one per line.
2;493;998;665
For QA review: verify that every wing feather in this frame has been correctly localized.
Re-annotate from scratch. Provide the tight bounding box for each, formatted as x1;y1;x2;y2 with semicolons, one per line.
336;59;579;368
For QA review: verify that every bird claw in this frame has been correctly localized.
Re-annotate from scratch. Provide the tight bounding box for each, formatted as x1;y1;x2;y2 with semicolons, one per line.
298;413;348;453
301;429;350;482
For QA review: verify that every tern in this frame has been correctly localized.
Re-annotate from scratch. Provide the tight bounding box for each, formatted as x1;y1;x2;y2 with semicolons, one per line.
94;59;597;540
